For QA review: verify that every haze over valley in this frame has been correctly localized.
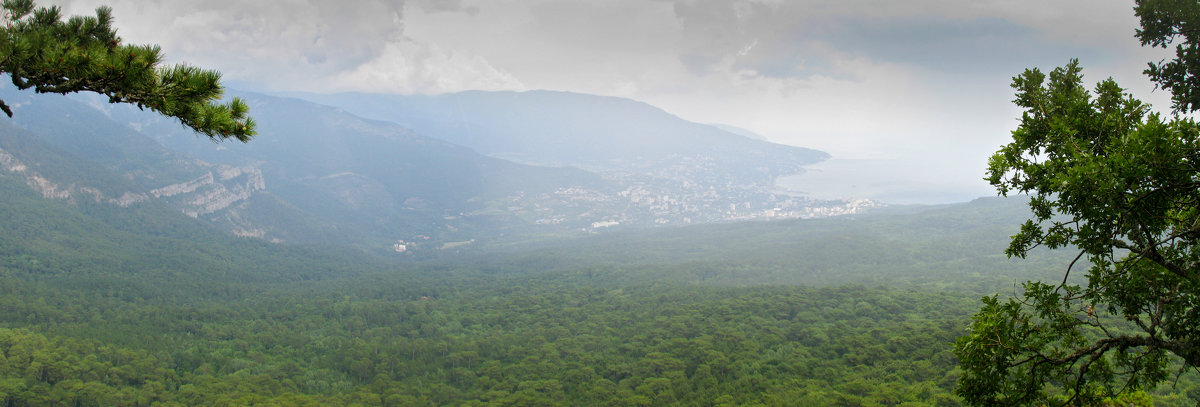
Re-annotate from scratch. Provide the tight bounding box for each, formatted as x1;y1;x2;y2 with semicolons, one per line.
0;85;885;253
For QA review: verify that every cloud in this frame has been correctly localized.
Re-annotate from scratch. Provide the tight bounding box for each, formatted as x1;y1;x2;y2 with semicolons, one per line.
329;39;524;93
672;0;760;75
823;16;1101;75
45;0;1175;203
52;0;511;93
411;0;476;14
665;0;1115;81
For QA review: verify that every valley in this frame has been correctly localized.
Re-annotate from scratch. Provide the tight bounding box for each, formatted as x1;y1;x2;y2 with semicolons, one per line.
11;87;881;255
0;68;1195;407
4;1;1200;405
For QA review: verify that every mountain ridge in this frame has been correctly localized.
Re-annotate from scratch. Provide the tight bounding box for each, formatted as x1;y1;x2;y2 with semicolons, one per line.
2;84;874;252
281;89;830;176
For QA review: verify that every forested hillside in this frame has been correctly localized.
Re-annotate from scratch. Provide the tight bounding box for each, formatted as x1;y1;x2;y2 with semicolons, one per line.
2;138;1197;405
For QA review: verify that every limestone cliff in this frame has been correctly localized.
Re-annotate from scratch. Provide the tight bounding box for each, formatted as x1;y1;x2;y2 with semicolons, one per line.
151;165;266;218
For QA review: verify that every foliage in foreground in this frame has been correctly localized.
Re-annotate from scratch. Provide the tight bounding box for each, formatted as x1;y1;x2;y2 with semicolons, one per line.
955;59;1200;405
0;0;253;140
953;2;1200;404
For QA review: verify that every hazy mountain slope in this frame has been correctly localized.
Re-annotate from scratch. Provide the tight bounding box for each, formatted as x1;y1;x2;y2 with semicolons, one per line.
0;119;390;288
79;91;624;249
281;90;878;226
710;123;770;141
3;85;207;189
6;85;867;251
285;90;830;182
0;86;359;244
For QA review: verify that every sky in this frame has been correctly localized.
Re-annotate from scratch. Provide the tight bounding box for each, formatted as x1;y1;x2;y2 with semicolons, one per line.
54;0;1179;204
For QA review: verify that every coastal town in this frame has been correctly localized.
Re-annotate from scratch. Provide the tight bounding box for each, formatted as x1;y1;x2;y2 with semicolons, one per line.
395;163;884;253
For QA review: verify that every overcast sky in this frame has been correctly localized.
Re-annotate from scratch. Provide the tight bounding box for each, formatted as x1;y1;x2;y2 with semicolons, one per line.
54;0;1177;203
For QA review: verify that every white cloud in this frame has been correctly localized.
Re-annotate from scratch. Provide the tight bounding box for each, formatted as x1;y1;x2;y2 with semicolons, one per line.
328;39;524;93
51;0;517;93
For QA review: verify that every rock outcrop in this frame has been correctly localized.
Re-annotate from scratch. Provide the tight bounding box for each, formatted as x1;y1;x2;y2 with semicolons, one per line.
151;165;266;218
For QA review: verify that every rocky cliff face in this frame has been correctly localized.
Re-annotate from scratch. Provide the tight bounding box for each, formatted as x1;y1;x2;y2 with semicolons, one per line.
1;143;272;238
151;165;266;218
0;146;148;206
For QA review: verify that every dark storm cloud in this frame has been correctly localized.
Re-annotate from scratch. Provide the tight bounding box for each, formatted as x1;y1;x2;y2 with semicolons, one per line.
673;0;751;75
826;16;1103;75
669;0;1106;80
414;0;476;14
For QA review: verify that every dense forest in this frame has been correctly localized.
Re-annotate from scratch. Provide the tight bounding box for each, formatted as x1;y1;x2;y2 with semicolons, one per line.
3;251;1198;406
0;282;973;406
2;163;1197;406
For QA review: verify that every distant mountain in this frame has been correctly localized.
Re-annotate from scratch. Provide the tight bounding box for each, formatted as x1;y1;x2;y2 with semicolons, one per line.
284;90;829;183
3;86;620;251
1;84;878;252
0;116;406;302
709;123;769;141
0;89;1057;289
113;89;870;233
280;90;872;231
0;86;321;242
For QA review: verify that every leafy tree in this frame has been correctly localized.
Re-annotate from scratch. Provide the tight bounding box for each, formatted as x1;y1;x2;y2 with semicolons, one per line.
0;0;254;141
1137;0;1200;113
955;3;1200;405
954;59;1200;406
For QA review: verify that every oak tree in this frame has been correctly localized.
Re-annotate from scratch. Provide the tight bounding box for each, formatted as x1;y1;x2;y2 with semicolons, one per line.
957;60;1199;406
955;2;1200;405
955;2;1200;402
1138;0;1200;113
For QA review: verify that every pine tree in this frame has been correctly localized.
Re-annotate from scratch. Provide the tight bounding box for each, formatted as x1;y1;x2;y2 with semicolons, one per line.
0;0;254;141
